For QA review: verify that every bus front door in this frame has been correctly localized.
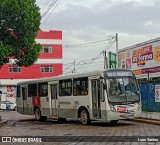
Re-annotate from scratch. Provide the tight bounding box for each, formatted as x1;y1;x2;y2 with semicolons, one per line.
91;80;101;118
50;84;58;117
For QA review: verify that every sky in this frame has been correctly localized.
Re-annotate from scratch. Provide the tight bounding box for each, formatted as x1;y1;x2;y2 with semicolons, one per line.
36;0;160;74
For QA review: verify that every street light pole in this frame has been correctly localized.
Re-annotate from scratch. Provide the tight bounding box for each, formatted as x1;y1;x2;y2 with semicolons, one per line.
115;33;118;68
72;60;76;74
103;51;108;69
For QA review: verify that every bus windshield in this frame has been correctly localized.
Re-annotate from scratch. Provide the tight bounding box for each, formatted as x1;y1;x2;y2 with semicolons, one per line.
107;77;140;104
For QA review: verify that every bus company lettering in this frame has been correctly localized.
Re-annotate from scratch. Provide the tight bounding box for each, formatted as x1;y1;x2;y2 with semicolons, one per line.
74;101;79;105
59;102;71;105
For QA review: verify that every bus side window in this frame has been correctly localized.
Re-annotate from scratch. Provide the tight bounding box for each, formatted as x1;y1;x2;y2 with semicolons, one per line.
59;79;72;96
28;83;37;97
73;77;88;96
38;82;48;97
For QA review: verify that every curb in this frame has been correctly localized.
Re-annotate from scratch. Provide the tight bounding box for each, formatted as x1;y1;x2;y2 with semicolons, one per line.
0;120;7;125
127;118;160;125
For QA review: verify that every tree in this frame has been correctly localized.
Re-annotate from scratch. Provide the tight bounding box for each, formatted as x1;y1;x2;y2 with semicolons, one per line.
0;0;41;67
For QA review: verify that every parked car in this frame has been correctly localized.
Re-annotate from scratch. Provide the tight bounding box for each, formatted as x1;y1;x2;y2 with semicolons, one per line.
0;101;17;110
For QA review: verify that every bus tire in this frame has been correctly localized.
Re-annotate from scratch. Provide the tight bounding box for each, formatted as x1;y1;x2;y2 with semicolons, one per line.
35;108;42;121
110;120;119;125
35;108;47;122
80;110;91;125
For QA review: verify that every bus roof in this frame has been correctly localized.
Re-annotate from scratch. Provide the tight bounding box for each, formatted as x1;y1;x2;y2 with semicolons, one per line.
17;69;133;85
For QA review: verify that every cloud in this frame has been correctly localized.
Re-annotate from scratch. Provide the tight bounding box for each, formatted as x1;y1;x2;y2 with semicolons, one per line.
36;0;160;72
39;0;160;35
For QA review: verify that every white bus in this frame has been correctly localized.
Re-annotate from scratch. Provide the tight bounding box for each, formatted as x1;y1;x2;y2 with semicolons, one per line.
16;69;141;125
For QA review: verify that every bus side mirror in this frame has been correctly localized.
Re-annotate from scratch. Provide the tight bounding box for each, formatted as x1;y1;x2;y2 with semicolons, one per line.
100;81;105;102
103;84;107;90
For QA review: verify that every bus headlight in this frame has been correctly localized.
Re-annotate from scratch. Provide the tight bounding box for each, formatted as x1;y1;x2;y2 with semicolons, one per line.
109;104;116;112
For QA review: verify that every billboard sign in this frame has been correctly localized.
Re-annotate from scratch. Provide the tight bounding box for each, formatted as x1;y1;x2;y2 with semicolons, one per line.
118;39;160;75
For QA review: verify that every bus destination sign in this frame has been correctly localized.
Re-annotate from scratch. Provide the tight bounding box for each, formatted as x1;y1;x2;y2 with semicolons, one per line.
106;71;133;77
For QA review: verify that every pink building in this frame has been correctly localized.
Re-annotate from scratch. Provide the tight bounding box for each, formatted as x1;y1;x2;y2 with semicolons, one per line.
0;30;63;103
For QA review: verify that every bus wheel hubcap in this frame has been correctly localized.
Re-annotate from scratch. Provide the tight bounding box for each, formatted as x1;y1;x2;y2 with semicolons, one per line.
81;111;87;124
35;110;40;120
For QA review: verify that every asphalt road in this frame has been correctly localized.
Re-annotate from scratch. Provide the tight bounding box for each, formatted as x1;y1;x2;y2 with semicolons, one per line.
0;110;160;145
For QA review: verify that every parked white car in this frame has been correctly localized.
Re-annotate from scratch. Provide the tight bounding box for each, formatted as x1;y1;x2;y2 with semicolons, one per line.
0;101;17;110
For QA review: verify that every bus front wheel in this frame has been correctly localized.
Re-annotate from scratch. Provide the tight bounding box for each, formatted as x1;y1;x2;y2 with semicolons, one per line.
80;110;91;125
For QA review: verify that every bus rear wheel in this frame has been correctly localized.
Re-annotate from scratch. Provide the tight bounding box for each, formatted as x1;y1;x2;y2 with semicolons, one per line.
35;108;41;121
80;110;91;125
35;108;47;121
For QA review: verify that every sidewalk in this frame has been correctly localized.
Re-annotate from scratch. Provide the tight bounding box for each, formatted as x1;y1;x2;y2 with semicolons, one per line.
127;118;160;125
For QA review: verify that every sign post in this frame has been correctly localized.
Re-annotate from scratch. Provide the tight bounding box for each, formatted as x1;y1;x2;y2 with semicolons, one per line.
108;51;117;68
155;85;160;102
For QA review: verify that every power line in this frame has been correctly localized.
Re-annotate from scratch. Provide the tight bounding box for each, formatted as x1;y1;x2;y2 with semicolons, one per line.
64;37;116;74
76;57;103;66
75;65;104;74
63;42;109;48
63;55;103;68
40;0;51;13
41;0;58;19
41;0;60;27
83;40;115;65
63;37;115;48
77;63;104;70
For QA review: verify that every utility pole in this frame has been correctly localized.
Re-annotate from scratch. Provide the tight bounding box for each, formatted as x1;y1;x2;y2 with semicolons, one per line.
115;33;118;68
103;51;108;69
72;60;76;74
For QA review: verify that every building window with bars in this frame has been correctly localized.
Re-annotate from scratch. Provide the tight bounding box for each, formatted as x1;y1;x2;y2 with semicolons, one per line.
41;65;53;72
9;65;21;73
41;45;52;53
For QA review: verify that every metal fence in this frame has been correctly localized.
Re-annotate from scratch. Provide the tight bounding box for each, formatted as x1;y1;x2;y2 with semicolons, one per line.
140;82;160;112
